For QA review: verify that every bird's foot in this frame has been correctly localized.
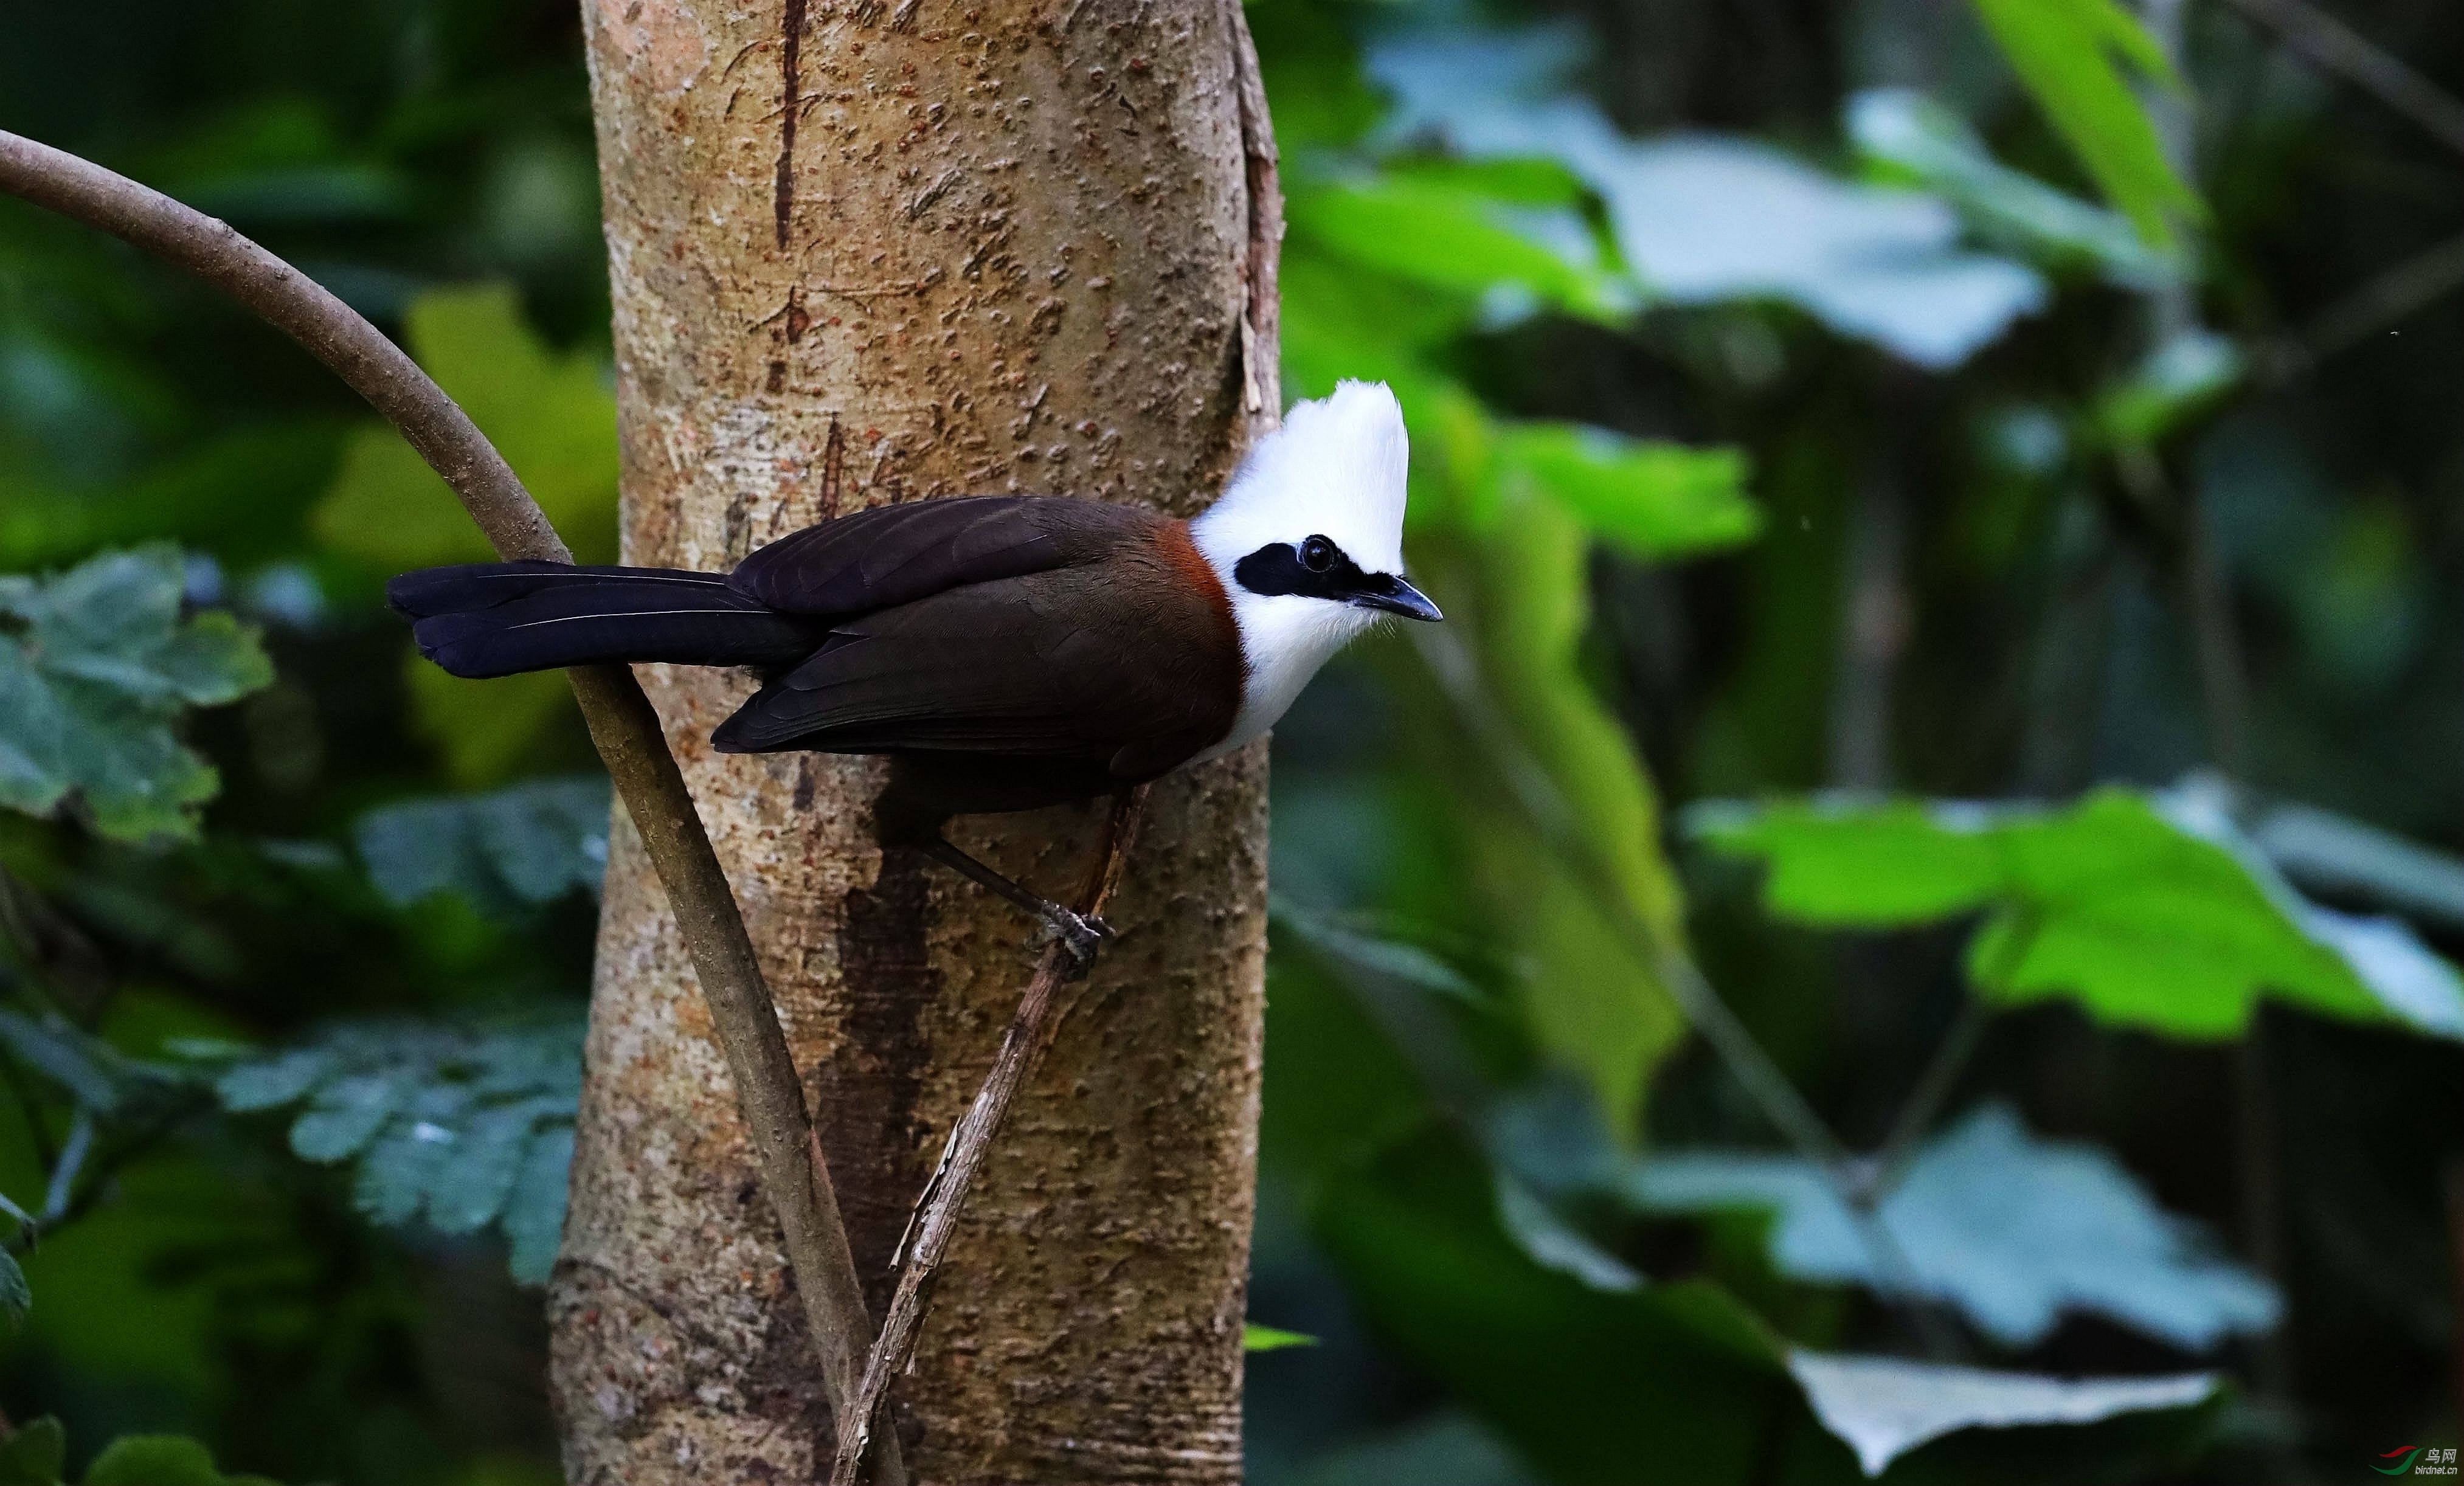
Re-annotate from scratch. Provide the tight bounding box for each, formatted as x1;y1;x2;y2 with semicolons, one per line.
1040;904;1115;973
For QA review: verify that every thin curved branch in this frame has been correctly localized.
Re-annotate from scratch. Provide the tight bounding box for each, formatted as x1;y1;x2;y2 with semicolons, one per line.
828;786;1151;1486
0;128;902;1486
2218;0;2464;160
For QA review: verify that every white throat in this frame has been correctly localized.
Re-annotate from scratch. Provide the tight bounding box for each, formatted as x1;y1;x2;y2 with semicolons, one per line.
1191;592;1382;761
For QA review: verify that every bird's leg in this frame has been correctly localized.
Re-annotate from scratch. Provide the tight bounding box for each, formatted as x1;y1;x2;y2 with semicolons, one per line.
916;835;1113;968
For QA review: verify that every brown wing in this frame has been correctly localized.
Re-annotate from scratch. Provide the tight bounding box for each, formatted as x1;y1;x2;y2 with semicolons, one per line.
710;537;1240;779
726;496;1154;618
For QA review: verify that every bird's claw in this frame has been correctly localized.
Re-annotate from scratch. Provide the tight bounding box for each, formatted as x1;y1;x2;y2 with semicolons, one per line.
1044;907;1114;972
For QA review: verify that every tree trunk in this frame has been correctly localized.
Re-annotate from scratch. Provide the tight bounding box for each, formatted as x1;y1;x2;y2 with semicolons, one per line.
547;1;1279;1480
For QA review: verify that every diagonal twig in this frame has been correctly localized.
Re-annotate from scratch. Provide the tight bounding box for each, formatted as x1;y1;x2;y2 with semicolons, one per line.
2217;0;2464;158
828;786;1151;1486
1407;621;1973;1355
2263;230;2464;382
0;128;903;1486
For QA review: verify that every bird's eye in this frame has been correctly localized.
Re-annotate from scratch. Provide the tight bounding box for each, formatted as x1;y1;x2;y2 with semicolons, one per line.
1298;534;1336;573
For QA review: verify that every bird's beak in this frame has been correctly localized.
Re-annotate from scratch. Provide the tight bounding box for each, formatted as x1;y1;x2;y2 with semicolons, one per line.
1350;573;1444;623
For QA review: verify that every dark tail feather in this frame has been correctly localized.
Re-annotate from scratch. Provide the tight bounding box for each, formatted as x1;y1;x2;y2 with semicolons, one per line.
389;562;824;679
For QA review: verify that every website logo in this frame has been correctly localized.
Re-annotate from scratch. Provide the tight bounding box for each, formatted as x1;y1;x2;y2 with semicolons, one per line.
2381;1446;2460;1477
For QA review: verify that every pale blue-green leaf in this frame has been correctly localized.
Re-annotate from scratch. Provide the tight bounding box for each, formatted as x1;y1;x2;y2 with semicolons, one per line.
1494;1171;1642;1292
354;775;612;915
351;1118;451;1228
2156;776;2464;1040
1849;89;2178;286
1787;1351;2218;1476
427;1098;562;1235
0;1247;27;1324
1287;1414;1540;1486
0;547;272;842
1628;1105;2280;1348
2250;798;2464;931
217;1018;587;1269
288;1073;410;1163
0;1012;128;1114
504;1125;575;1285
1269;900;1486;1004
213;1047;333;1112
1368;30;2046;368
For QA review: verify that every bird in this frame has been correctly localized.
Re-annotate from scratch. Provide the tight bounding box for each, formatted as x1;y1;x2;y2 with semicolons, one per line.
387;380;1441;964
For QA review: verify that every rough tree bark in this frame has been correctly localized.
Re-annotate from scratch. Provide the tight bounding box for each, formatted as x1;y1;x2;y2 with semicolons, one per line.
547;1;1278;1481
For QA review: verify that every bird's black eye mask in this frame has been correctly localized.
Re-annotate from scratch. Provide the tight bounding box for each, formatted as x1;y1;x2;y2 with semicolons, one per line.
1234;535;1444;621
1234;534;1369;600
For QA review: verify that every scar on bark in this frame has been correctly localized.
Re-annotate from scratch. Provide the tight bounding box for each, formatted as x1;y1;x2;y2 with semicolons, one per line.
775;0;806;251
820;413;847;520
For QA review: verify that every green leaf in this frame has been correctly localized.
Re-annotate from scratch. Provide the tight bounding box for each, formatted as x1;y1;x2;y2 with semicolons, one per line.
1329;1122;2231;1482
1289;176;1625;320
1278;249;1470;406
1494;422;1758;560
0;1420;280;1486
0;1417;67;1485
1689;798;2006;925
1462;489;1692;1130
1242;1323;1320;1352
81;1437;225;1486
1314;1122;1838;1485
311;283;618;570
1970;0;2201;246
354;775;612;915
1694;789;2393;1037
1976;793;2377;1032
2089;328;2241;449
0;547;274;842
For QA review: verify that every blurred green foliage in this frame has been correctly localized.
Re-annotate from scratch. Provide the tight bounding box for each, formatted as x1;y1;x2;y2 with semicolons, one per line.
1694;789;2461;1035
0;0;2459;1481
312;283;618;574
0;550;272;843
0;1417;283;1486
1967;0;2201;246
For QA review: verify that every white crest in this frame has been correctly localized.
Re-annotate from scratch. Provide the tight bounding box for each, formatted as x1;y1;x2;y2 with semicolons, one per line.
1188;381;1415;761
1191;379;1410;579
